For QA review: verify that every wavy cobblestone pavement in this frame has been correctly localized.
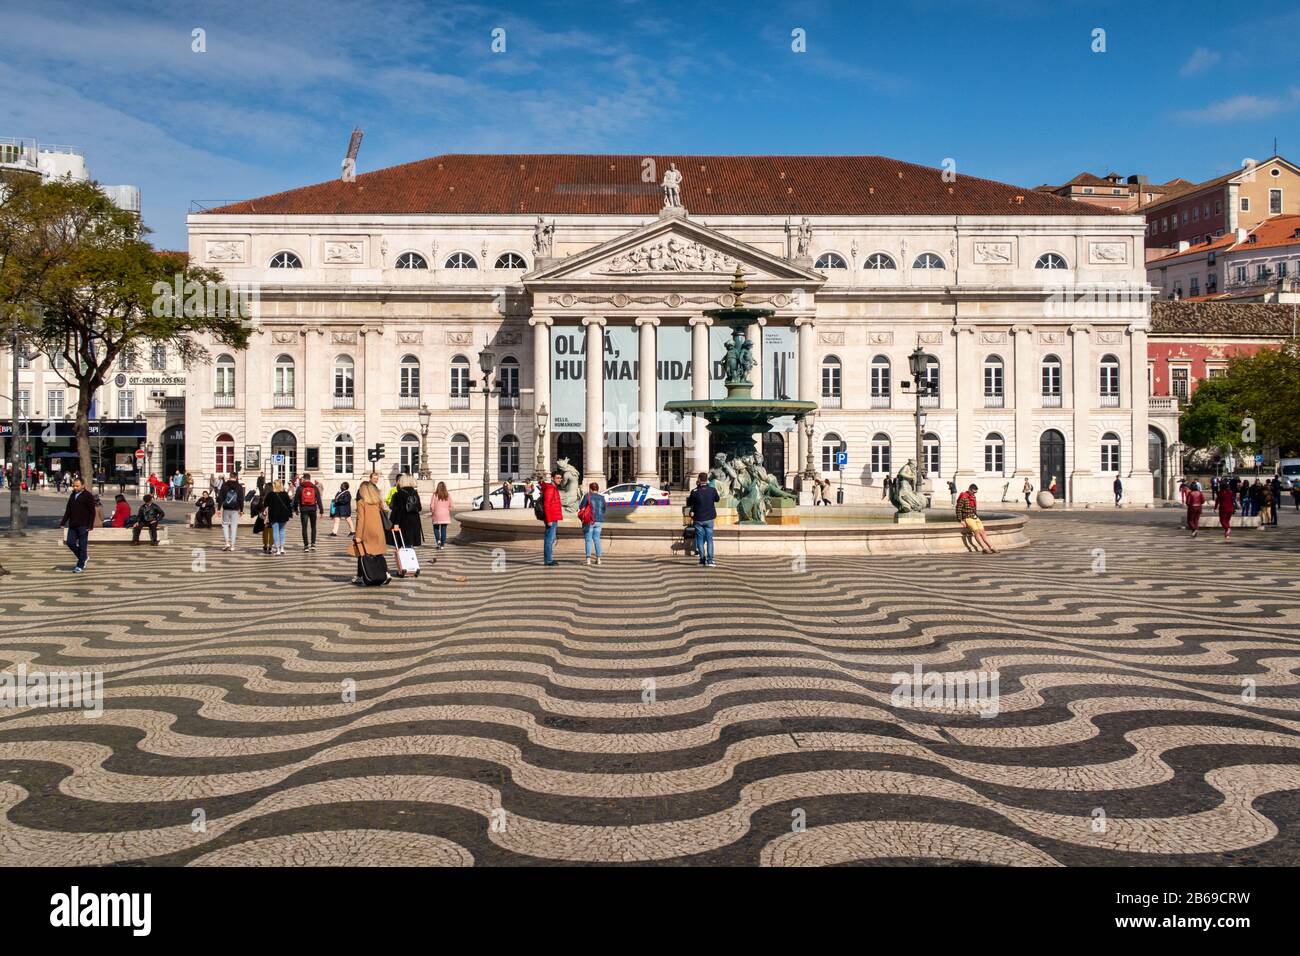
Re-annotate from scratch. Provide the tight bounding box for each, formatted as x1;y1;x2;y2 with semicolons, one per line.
1;510;1298;866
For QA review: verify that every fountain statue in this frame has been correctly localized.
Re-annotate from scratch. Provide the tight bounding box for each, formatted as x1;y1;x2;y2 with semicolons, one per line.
889;459;927;519
664;267;817;524
554;458;582;510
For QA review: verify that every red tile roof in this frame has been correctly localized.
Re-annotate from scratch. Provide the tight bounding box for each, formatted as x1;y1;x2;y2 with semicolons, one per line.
1148;214;1300;264
205;154;1119;218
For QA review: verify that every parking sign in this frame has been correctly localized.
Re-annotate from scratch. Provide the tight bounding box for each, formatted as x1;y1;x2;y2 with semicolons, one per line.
835;451;848;467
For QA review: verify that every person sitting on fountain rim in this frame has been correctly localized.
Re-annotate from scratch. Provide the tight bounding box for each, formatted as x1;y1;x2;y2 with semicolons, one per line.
955;484;998;554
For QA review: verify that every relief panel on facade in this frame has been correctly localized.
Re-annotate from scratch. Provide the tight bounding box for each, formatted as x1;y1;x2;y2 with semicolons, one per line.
1088;241;1128;265
973;241;1013;265
205;240;245;263
324;240;366;264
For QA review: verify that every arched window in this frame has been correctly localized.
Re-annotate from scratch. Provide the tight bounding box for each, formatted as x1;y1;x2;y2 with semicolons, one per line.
494;252;527;269
821;432;846;473
450;433;470;475
815;252;847;269
214;432;235;475
399;432;420;475
450;354;471;406
395;251;428;269
870;355;891;407
1041;354;1063;406
864;252;897;270
920;354;940;407
922;432;941;476
269;251;302;268
984;432;1005;474
399;355;421;407
913;253;946;269
214;354;235;406
821;356;842;406
1100;354;1121;405
333;433;354;475
274;354;295;406
499;434;520;476
983;355;1005;407
333;355;355;407
1035;252;1068;270
498;355;520;407
1101;431;1121;472
870;432;892;476
150;343;166;370
444;251;477;269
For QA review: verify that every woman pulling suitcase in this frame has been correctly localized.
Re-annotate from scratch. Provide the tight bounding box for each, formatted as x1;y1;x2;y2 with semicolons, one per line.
350;479;392;585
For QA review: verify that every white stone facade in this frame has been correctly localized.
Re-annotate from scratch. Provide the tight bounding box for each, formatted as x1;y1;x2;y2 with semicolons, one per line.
185;203;1155;505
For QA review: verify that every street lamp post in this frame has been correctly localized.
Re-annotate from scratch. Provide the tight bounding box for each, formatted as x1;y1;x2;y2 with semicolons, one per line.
534;402;549;480
145;441;155;477
907;346;928;482
417;403;431;480
802;413;817;480
478;349;497;510
8;315;27;536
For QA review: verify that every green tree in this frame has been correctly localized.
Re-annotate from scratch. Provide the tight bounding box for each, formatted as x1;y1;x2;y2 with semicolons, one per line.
22;179;251;482
1223;341;1300;453
1178;376;1242;454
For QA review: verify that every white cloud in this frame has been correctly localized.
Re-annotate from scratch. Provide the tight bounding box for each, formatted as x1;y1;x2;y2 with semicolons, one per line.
1179;47;1222;77
1175;88;1300;123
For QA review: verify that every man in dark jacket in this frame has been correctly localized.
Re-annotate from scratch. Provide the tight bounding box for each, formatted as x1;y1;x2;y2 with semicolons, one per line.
685;472;720;568
217;472;245;551
541;470;564;566
59;477;96;573
131;495;166;545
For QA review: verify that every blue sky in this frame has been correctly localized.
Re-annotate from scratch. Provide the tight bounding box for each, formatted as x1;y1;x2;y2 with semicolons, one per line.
2;0;1297;248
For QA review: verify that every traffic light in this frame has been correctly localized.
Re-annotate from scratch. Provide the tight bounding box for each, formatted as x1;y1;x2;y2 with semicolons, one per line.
368;443;386;463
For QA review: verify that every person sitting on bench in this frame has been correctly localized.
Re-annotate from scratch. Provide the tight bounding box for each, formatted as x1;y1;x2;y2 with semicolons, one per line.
195;490;216;528
131;495;166;545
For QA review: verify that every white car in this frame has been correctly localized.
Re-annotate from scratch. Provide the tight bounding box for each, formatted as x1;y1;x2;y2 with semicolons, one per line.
470;482;531;510
1278;459;1300;491
603;483;672;508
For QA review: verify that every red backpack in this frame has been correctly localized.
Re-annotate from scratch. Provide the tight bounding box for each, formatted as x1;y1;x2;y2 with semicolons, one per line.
299;483;318;507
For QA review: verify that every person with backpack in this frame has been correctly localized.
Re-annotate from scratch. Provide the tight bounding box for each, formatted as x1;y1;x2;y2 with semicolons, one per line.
217;472;245;551
686;471;720;568
329;482;354;537
130;494;166;545
956;483;998;554
578;481;607;566
538;468;564;566
389;473;424;548
262;479;293;555
293;472;324;551
350;479;391;585
430;481;452;549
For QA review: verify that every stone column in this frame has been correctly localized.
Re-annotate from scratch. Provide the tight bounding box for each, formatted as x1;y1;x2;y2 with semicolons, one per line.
362;326;384;476
747;317;766;450
689;315;712;477
302;327;323;470
243;332;263;481
529;316;552;471
635;316;659;482
1127;324;1152;503
952;324;977;481
1069;323;1093;503
1010;325;1035;476
583;316;607;488
795;316;816;472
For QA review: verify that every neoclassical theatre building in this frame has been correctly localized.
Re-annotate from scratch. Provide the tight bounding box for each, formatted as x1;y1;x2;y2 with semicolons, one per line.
185;154;1156;505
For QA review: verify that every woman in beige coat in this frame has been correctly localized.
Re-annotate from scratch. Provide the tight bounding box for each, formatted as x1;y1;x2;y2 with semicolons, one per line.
349;480;390;585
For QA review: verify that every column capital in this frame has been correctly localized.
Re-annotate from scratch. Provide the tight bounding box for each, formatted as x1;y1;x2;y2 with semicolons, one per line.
688;315;713;328
749;316;768;327
1069;323;1093;335
949;324;976;336
1010;324;1035;335
793;315;816;329
635;316;661;328
528;315;554;328
582;315;607;328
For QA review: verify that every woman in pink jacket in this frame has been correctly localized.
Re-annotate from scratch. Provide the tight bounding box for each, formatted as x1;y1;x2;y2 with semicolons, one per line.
430;481;452;549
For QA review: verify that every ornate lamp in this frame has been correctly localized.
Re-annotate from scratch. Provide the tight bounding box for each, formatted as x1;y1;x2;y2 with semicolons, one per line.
417;403;431;480
534;402;549;479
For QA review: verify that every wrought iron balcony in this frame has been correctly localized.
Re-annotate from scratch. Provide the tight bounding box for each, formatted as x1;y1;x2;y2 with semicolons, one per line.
333;394;355;409
213;393;235;408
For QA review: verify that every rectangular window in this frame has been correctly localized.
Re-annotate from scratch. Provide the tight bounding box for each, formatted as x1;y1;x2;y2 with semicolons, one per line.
17;389;30;415
1236;265;1248;283
870;443;891;476
1269;188;1282;214
1101;442;1120;472
1182;210;1189;224
499;363;519;397
1100;363;1120;399
400;445;420;475
117;388;135;418
334;364;354;396
1171;368;1189;401
16;351;30;369
1215;199;1222;215
1161;217;1168;232
450;443;469;475
1241;197;1250;212
499;441;519;476
870;364;890;397
47;389;65;418
150;344;166;370
983;363;1003;396
1193;206;1200;222
1257;264;1269;280
1279;261;1289;278
450;365;470;397
821;364;841;397
923;440;940;476
984;442;1004;474
1207;273;1217;292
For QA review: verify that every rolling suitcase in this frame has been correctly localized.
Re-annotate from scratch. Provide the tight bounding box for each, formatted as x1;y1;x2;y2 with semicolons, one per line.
357;542;390;586
392;527;420;578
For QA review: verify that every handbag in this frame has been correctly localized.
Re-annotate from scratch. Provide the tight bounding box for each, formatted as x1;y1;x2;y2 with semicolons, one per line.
577;496;594;526
252;514;265;534
355;540;389;586
381;508;393;531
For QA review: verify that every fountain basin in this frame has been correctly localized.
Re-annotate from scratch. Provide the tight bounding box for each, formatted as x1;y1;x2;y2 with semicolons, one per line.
454;507;1029;555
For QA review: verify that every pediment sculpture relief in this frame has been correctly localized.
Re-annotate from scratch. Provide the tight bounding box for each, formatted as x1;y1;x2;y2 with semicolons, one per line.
603;238;738;274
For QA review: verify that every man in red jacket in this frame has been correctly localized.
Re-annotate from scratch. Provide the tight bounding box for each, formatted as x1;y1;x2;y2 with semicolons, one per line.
541;468;564;566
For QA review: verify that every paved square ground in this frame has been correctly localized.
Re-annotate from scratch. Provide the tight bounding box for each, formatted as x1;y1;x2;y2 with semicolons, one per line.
1;503;1298;866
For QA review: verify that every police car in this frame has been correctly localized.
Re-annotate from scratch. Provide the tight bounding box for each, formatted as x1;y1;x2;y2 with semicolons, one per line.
603;483;672;507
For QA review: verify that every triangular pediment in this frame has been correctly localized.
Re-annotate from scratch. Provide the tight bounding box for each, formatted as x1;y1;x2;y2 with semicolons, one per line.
524;215;826;288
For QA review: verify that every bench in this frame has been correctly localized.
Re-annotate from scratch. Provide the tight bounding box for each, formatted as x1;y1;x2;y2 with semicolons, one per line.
187;513;255;527
82;527;172;544
1230;515;1262;528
